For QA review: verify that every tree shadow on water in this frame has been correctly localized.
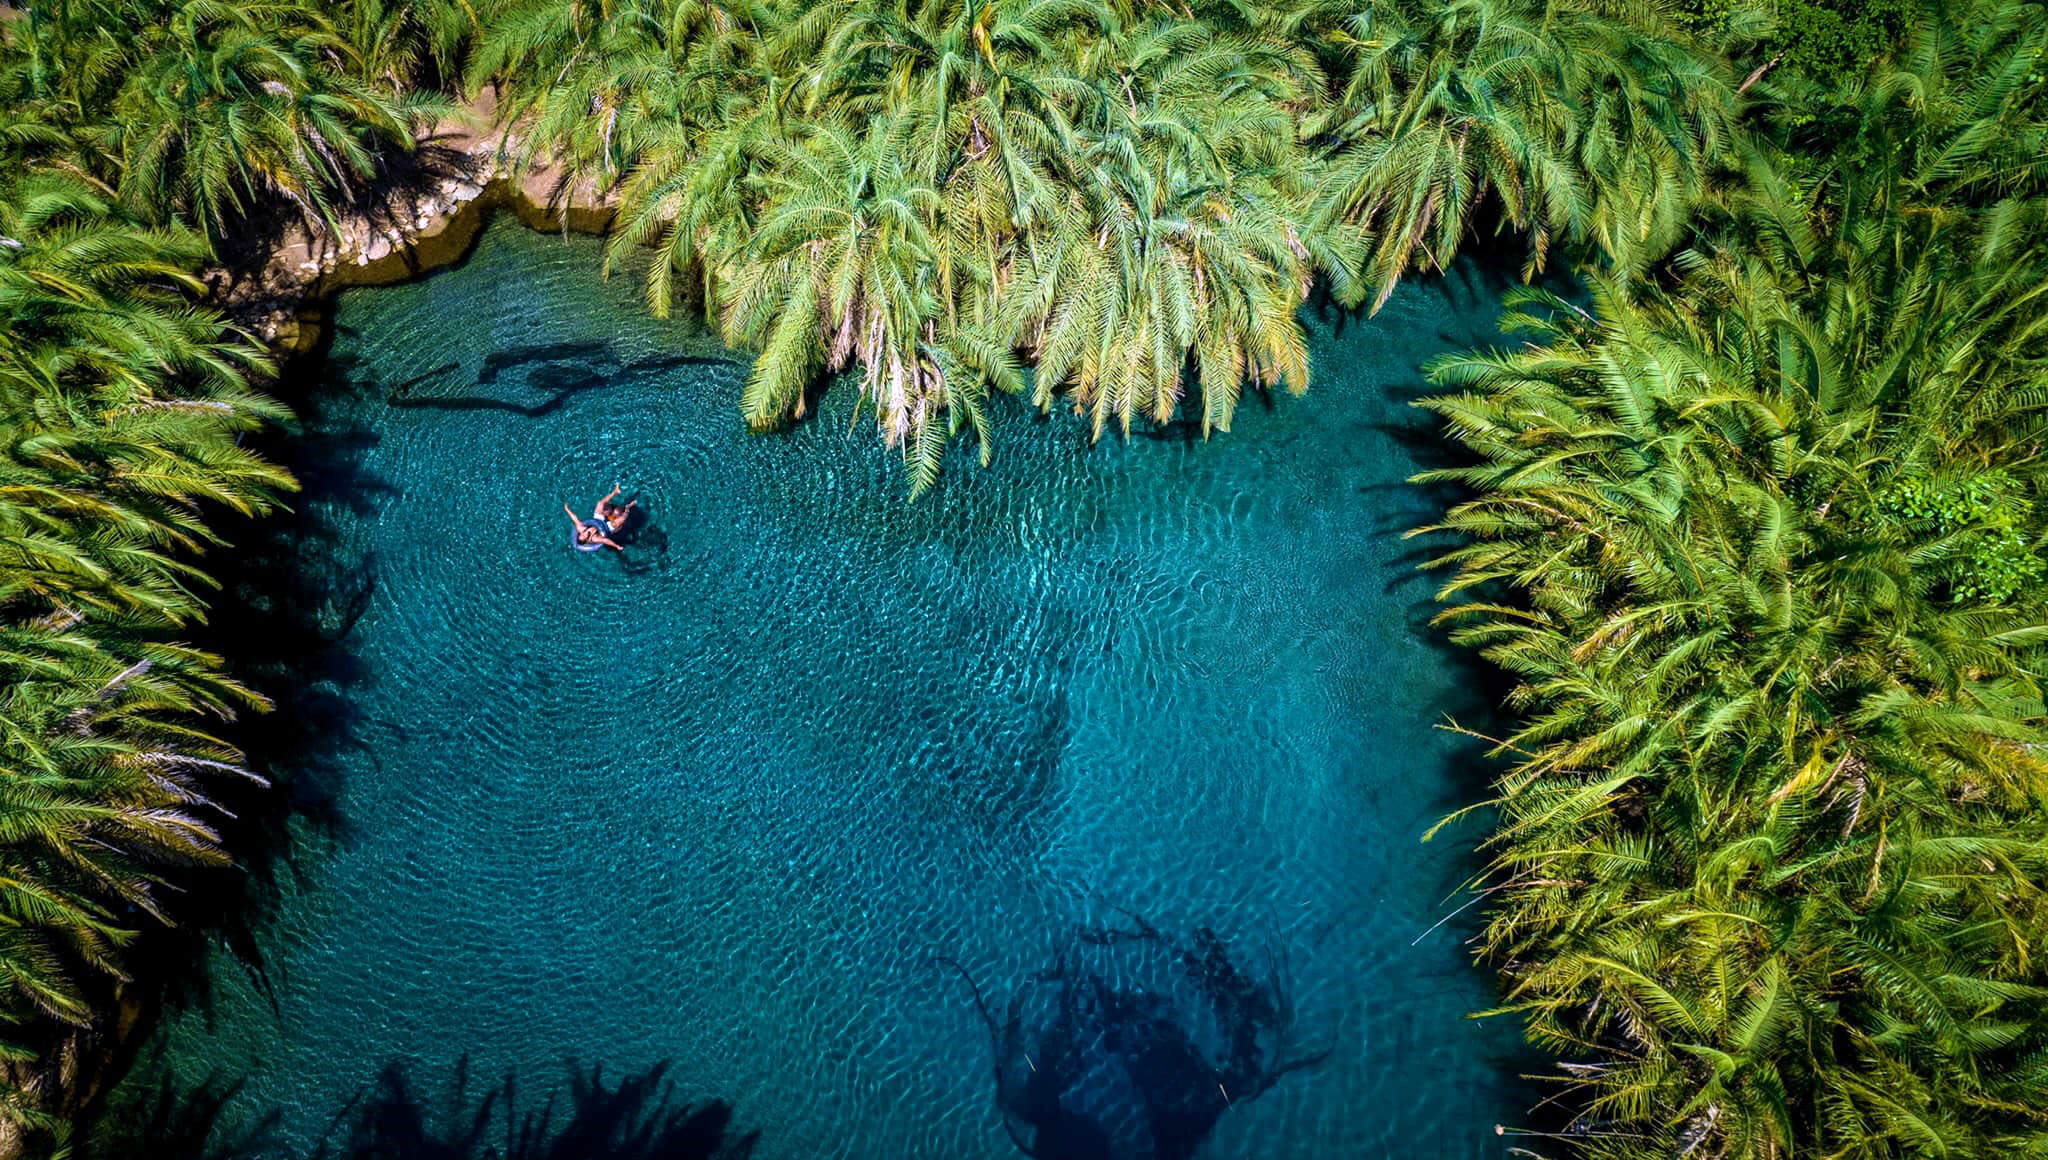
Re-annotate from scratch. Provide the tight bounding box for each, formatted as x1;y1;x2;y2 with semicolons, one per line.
126;357;401;1032
940;918;1326;1160
82;1057;758;1160
379;346;735;419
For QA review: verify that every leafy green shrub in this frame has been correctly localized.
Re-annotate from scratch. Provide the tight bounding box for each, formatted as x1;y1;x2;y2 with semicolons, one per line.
1678;0;1918;77
1876;470;2046;603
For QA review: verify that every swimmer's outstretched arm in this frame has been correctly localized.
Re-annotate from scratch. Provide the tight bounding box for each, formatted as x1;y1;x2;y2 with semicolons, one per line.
563;503;584;526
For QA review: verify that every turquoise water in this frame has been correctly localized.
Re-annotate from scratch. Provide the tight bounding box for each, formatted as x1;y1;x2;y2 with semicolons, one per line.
106;219;1527;1159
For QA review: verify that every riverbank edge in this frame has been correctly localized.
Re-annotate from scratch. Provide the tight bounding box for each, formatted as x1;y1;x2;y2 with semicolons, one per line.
21;103;623;1160
213;93;622;357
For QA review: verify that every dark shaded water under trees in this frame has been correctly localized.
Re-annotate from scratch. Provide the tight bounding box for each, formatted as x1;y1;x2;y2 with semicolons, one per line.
93;220;1531;1160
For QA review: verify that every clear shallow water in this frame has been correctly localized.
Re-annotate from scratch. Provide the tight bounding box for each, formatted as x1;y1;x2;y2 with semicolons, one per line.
108;219;1528;1160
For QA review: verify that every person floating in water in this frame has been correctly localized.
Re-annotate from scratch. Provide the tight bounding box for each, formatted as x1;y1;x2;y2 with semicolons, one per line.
592;484;637;534
564;503;623;552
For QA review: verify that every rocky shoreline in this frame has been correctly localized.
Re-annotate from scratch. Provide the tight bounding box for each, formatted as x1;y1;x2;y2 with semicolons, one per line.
209;90;621;356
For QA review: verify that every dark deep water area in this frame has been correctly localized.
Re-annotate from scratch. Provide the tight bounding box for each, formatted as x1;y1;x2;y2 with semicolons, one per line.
94;218;1533;1160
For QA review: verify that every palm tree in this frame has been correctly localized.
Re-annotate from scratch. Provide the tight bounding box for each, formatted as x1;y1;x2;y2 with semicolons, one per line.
1308;0;1737;306
1416;160;2048;1154
0;629;269;1124
470;0;771;184
594;0;1356;480
0;167;290;1132
712;116;998;494
0;172;291;619
18;0;431;240
1002;145;1322;440
1002;12;1352;437
333;0;480;93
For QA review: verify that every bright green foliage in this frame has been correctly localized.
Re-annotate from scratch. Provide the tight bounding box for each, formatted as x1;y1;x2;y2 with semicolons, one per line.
7;0;435;239
484;0;1734;490
1678;0;1918;79
1876;472;2045;604
1305;0;1737;303
1417;3;2048;1155
0;10;304;1136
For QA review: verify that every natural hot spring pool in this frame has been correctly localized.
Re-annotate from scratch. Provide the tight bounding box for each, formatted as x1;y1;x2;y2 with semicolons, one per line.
102;218;1530;1159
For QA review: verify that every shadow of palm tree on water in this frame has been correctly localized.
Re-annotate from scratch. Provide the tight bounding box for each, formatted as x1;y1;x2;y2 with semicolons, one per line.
941;917;1328;1160
81;1057;758;1160
379;345;736;419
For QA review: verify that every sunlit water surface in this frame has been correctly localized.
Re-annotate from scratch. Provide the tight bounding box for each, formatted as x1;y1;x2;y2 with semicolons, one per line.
111;219;1528;1160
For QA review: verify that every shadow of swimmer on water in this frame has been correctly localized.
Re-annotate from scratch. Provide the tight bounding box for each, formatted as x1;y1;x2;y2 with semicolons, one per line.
937;918;1329;1160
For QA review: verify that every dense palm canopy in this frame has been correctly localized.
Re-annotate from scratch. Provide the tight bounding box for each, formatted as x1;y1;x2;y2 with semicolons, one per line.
0;169;288;1132
1425;267;2048;1158
1303;0;1737;302
1416;3;2048;1155
4;0;2048;1158
0;5;309;1140
485;0;1732;487
586;0;1349;483
5;0;438;242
